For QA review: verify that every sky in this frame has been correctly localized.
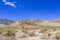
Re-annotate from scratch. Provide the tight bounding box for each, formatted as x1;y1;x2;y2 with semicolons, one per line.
0;0;60;20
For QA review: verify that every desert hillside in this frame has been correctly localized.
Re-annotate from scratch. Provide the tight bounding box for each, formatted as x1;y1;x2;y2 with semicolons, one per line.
0;18;60;40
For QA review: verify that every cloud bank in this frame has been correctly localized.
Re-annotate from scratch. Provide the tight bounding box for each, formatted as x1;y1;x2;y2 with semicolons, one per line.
2;0;16;8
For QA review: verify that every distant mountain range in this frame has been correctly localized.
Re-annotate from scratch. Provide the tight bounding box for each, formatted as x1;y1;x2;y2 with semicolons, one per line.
0;19;15;25
0;18;60;26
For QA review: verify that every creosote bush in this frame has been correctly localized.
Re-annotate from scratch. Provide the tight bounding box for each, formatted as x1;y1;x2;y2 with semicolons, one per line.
3;30;15;37
18;34;28;38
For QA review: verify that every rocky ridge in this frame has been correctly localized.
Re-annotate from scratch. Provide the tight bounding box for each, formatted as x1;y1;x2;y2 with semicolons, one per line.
0;18;60;40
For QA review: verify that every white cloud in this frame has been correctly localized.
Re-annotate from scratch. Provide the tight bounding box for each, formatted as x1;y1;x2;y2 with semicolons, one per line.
5;2;16;7
2;0;16;8
3;0;6;2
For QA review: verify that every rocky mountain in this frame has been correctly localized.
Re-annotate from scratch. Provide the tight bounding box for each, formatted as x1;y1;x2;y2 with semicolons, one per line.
0;18;60;40
10;18;60;27
0;18;60;26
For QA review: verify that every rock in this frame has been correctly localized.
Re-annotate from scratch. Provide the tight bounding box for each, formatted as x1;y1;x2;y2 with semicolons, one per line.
15;31;24;38
39;33;49;40
49;34;57;40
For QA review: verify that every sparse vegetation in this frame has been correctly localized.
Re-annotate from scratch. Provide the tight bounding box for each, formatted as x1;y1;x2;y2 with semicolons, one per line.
0;19;60;40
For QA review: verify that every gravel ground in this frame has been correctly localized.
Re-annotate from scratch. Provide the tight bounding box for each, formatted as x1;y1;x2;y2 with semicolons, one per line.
0;37;17;40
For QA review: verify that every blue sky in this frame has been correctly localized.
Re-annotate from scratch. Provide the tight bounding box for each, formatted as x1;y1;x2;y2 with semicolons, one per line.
0;0;60;20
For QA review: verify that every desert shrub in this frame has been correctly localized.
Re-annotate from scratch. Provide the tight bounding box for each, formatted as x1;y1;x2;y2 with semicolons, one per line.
56;32;60;40
3;30;15;37
39;26;48;33
47;32;51;37
27;31;36;37
18;34;28;38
